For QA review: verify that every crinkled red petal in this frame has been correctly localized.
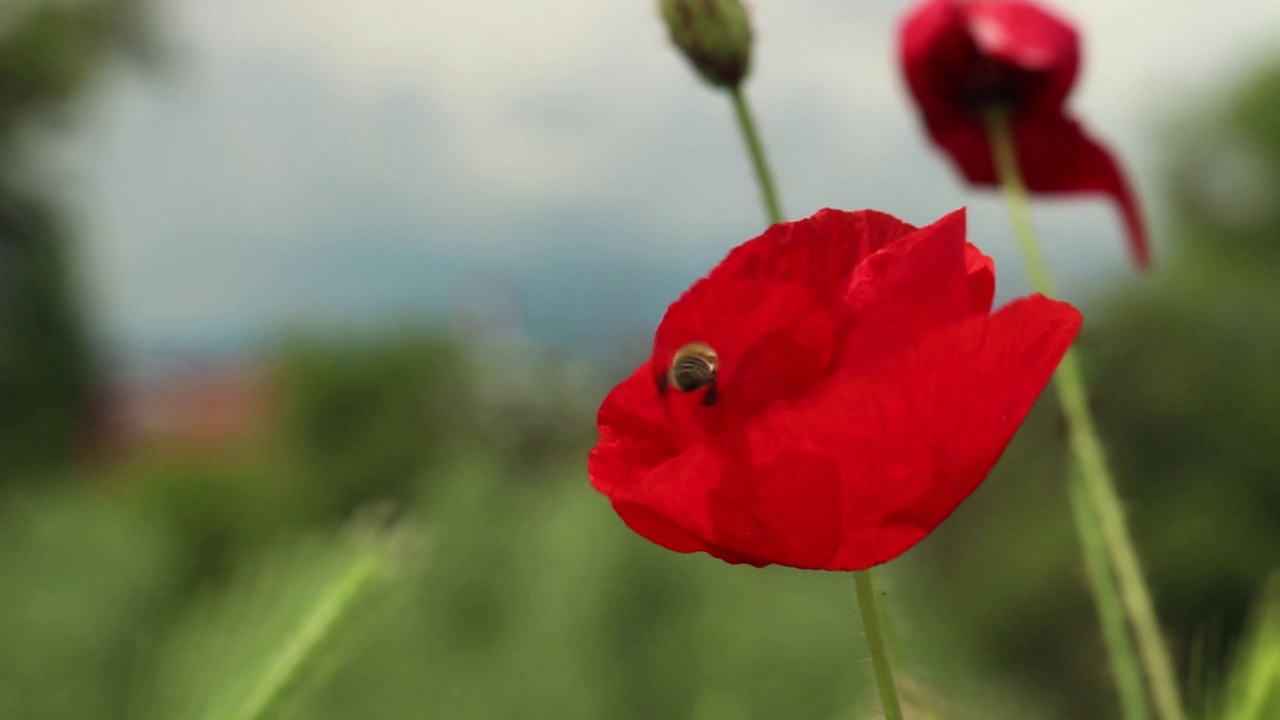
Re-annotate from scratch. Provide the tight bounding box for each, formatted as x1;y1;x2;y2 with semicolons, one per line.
609;294;1082;570
705;209;919;303
839;209;975;366
589;361;676;495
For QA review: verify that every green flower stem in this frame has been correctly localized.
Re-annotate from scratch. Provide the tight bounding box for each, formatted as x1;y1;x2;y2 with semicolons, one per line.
220;551;384;720
986;108;1185;720
728;84;785;224
854;570;905;720
1070;472;1151;720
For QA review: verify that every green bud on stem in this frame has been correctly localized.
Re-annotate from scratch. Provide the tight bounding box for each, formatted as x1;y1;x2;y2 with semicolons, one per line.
658;0;753;90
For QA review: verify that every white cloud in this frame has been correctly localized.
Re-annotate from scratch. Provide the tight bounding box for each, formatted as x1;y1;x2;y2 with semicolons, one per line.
65;0;1280;347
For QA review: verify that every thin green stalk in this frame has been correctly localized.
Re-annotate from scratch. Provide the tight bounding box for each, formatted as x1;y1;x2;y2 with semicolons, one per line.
854;570;905;720
1070;472;1151;720
986;108;1186;720
219;552;384;720
728;85;785;224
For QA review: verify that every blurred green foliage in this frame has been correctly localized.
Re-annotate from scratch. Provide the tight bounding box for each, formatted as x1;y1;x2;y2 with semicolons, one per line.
0;0;155;485
121;455;308;588
2;1;1280;718
1207;577;1280;720
0;0;156;136
292;458;877;720
132;510;420;720
274;331;475;518
0;482;178;719
0;194;91;474
1101;58;1280;685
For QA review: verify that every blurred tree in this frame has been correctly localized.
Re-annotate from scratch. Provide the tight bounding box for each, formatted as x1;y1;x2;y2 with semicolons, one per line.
0;194;90;473
904;52;1280;719
1099;56;1280;671
0;0;157;137
0;0;156;482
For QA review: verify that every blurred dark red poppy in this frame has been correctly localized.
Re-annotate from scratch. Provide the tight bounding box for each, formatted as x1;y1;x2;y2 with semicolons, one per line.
588;208;1081;570
899;0;1149;269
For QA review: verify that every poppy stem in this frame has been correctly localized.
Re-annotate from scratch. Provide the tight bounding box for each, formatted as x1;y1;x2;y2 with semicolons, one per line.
986;109;1185;720
1070;469;1152;720
728;84;785;225
853;569;905;720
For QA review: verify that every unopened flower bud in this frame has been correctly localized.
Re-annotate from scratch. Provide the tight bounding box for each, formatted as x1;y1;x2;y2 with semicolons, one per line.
658;0;753;90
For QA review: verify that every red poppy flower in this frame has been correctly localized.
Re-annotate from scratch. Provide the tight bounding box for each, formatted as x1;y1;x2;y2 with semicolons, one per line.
588;208;1081;570
899;0;1149;269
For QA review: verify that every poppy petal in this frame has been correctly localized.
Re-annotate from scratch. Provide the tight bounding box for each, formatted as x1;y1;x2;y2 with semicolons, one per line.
708;209;919;302
900;0;1077;116
963;0;1079;108
610;294;1082;570
703;452;846;568
899;0;1148;269
589;362;677;495
965;242;996;313
613;499;762;565
838;209;975;365
900;0;977;116
928;114;1150;269
823;294;1082;569
611;499;712;554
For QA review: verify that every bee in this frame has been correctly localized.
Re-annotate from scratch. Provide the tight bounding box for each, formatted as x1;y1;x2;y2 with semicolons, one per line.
663;341;719;406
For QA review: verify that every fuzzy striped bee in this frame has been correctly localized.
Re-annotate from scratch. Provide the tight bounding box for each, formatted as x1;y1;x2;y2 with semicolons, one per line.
661;341;719;406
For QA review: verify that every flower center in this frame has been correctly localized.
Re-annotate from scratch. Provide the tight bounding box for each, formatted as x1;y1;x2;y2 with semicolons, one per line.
667;341;719;406
957;57;1029;112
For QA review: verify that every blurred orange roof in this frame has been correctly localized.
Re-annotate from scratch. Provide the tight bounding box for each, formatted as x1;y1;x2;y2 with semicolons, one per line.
87;363;275;461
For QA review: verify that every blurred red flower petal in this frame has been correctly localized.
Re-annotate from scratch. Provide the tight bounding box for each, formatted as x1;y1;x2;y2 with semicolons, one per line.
899;0;1149;269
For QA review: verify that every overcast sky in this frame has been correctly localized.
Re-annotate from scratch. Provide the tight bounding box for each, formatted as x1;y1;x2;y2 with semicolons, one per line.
60;0;1280;355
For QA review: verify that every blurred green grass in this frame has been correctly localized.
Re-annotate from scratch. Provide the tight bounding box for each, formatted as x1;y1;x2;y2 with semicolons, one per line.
0;451;881;720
